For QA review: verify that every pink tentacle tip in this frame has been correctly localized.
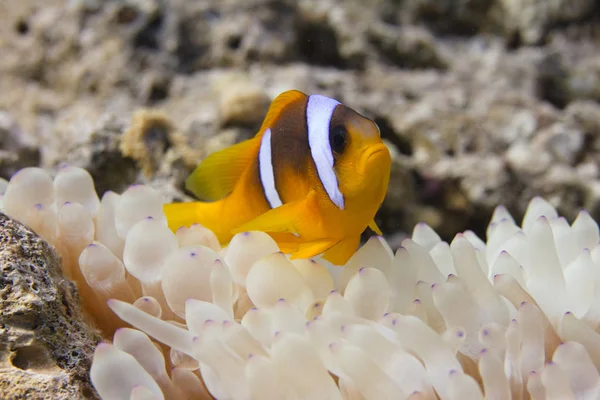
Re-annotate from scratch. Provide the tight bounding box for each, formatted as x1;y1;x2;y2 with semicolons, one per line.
203;319;215;327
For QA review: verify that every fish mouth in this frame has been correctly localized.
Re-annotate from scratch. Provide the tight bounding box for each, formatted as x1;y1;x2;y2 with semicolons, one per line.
366;144;389;160
358;143;390;174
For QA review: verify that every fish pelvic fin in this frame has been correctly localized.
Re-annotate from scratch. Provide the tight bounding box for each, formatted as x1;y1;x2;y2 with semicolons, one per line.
185;137;260;201
321;235;362;266
368;219;383;235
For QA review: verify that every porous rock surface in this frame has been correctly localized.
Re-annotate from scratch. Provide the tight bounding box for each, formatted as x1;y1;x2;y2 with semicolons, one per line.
0;213;101;399
1;0;600;241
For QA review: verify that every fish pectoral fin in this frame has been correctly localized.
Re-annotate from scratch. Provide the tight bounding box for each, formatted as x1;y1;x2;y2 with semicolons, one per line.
288;238;340;260
185;137;259;201
232;190;318;235
322;235;362;266
368;219;383;235
232;202;301;235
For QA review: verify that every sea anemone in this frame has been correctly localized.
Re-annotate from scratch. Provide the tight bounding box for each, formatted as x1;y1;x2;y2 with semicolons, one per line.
2;165;600;399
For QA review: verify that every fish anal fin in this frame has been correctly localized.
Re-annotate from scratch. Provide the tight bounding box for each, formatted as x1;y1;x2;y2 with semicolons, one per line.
369;219;383;235
163;201;224;239
322;235;362;266
185;138;259;201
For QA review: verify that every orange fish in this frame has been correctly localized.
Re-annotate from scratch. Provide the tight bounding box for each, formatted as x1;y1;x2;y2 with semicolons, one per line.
164;90;391;265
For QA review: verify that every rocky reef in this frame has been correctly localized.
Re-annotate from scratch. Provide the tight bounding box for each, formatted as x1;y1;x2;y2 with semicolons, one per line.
0;213;102;399
2;0;600;244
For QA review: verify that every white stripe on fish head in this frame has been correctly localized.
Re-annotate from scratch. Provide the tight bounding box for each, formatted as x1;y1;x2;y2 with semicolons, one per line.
306;94;345;210
258;128;283;209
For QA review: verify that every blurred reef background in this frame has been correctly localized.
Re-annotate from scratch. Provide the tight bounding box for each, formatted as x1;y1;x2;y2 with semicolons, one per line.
2;0;600;246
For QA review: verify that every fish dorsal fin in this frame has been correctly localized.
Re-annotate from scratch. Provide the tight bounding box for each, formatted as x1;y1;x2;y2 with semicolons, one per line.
257;90;307;134
185;90;307;201
185;138;260;201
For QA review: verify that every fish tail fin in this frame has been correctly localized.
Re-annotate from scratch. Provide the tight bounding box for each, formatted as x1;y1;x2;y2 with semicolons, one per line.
163;200;225;240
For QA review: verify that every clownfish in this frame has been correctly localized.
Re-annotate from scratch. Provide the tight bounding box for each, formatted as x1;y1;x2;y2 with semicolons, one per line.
164;90;391;265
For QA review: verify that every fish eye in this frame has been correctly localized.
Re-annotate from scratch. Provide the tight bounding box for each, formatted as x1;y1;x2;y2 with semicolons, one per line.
329;125;347;154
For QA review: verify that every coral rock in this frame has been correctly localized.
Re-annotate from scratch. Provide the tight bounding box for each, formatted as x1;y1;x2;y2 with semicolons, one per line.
0;212;102;399
0;112;40;180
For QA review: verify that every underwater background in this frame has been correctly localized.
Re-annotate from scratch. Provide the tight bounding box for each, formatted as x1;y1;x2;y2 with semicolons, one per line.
2;1;600;398
2;0;600;247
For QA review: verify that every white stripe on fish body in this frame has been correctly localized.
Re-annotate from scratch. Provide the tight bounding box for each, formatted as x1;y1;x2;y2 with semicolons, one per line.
258;128;283;209
306;94;345;210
